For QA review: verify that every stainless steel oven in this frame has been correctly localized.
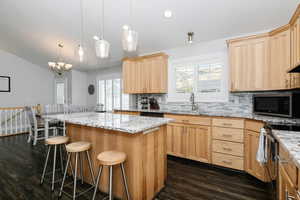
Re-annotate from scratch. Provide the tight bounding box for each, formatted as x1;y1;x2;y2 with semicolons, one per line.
253;93;300;118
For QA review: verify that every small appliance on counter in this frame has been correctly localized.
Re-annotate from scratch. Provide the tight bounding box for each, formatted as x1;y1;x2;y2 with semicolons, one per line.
140;97;149;109
149;97;160;110
95;104;105;113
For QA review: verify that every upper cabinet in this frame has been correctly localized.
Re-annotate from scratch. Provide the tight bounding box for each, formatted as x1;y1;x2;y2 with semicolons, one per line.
269;26;291;90
228;4;300;92
122;53;168;94
290;6;300;89
229;34;269;91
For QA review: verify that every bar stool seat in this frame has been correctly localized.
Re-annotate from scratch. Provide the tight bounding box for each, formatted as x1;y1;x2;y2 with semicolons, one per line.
66;141;91;153
46;136;69;145
97;151;126;166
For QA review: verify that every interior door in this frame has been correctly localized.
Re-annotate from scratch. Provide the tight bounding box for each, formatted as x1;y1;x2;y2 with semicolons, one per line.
55;79;67;104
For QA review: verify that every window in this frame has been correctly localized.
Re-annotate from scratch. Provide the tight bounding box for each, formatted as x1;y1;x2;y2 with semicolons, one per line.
98;79;130;111
168;53;228;102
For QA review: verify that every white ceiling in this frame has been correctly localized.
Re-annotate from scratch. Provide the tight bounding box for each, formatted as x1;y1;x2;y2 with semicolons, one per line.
0;0;298;71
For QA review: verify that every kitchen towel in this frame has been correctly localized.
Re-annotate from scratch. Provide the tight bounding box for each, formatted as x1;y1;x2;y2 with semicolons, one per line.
256;127;268;165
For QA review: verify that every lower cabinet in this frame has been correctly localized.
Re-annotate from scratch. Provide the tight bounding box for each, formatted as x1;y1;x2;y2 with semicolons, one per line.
244;130;269;182
167;123;211;163
278;164;298;200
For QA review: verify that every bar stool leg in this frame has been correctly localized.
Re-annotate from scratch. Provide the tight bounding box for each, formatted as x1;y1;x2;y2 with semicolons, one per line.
73;153;78;200
79;152;84;184
109;166;113;200
59;153;71;197
40;145;51;184
120;163;131;200
92;166;103;200
51;144;57;191
86;151;95;184
59;145;64;175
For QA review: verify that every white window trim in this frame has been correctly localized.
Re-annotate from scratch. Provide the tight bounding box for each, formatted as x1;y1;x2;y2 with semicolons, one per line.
167;52;229;103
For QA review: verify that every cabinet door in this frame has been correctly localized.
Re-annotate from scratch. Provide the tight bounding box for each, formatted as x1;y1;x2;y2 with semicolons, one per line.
166;124;188;157
148;55;168;93
247;37;270;91
229;36;269;91
269;29;291;90
229;40;249;91
123;60;141;94
186;125;211;163
244;130;268;182
279;164;298;200
291;17;300;70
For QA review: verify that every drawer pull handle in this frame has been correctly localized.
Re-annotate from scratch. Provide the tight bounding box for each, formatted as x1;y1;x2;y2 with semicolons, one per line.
182;120;190;123
223;147;232;151
222;134;232;138
222;160;232;165
222;123;232;126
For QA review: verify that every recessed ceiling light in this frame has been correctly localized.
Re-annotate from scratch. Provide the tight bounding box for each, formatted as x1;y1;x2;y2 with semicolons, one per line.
164;10;172;18
93;35;99;40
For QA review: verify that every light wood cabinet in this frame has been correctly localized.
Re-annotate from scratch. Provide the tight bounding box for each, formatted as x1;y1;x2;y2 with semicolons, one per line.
229;34;270;91
244;130;269;182
278;163;298;200
290;14;300;89
186;125;211;163
122;53;168;94
269;27;291;90
167;123;188;158
166;122;211;164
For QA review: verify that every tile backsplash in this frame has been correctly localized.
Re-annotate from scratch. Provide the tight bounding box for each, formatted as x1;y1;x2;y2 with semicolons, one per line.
134;92;300;124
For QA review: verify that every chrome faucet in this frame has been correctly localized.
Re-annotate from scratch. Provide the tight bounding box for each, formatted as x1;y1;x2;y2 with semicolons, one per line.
190;92;198;111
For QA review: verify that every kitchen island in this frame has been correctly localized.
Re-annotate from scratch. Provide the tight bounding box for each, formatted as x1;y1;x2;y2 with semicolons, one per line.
45;112;172;200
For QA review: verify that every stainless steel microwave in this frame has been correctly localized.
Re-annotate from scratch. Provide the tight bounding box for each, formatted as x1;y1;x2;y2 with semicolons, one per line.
253;93;300;118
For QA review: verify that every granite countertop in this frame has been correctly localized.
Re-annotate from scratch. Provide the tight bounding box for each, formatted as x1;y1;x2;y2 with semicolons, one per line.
272;130;300;168
43;112;173;134
114;108;299;125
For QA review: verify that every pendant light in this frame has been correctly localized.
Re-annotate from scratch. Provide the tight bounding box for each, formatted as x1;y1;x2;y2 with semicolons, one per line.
76;0;85;62
122;0;138;52
48;44;73;76
95;0;110;58
187;32;194;44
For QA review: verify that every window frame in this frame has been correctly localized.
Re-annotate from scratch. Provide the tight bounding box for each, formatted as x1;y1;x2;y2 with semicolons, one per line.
97;78;129;111
167;52;229;103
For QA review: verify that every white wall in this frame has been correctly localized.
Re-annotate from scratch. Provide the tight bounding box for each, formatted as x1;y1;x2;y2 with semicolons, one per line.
86;66;122;106
71;70;88;105
0;49;55;107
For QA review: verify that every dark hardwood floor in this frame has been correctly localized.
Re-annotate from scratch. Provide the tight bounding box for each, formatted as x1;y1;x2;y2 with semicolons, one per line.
0;134;273;200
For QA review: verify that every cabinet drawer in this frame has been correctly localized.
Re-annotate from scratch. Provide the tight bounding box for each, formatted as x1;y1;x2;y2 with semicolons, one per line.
212;152;244;170
212;140;244;157
164;114;211;126
279;145;298;186
212;118;244;129
212;127;244;143
245;120;264;132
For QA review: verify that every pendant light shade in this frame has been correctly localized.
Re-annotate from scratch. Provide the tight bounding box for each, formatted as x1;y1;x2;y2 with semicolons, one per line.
76;44;85;62
95;39;110;58
122;27;138;52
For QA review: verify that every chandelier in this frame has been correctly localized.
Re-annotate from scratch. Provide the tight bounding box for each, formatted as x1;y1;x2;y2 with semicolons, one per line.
48;44;72;76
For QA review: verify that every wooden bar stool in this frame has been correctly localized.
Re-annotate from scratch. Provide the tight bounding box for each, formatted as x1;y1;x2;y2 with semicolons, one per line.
40;136;69;191
92;151;131;200
59;141;95;200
